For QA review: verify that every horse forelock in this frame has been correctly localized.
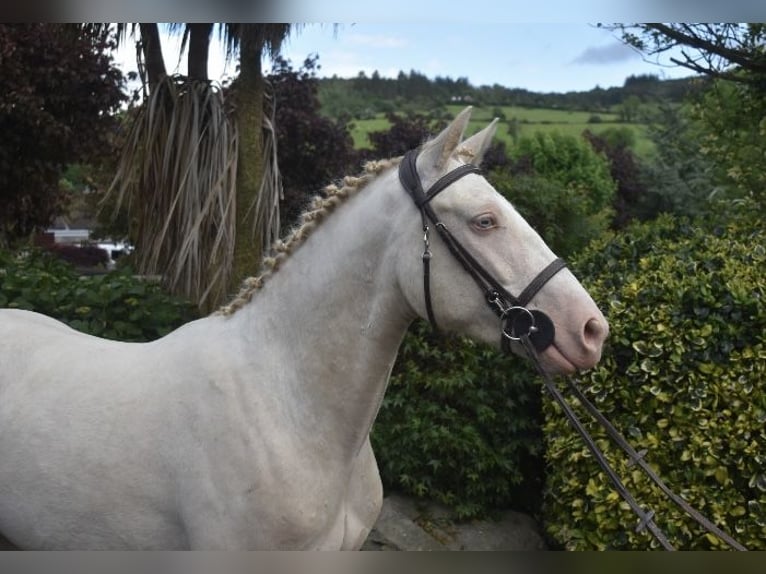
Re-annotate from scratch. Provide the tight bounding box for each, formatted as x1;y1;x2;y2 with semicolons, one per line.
217;157;403;316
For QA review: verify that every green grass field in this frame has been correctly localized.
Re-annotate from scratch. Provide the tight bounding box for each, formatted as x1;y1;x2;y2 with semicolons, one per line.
350;104;655;157
445;104;621;124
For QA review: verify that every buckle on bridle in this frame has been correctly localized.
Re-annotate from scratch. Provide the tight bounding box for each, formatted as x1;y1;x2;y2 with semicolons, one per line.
501;306;538;341
486;290;507;315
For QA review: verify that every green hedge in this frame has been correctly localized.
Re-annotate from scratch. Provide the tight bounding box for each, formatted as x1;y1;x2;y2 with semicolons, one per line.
0;249;197;342
489;131;616;257
543;206;766;550
371;320;543;519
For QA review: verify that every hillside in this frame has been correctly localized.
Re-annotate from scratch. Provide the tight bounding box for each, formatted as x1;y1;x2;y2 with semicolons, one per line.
318;72;703;119
318;72;702;156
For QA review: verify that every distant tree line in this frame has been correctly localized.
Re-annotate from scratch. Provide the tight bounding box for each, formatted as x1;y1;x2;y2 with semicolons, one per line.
318;69;702;120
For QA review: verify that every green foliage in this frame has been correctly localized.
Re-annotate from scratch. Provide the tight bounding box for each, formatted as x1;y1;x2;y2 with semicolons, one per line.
543;205;766;550
583;128;648;228
364;112;447;160
490;173;612;258
510;132;616;212
371;320;544;520
692;79;766;208
595;126;637;149
618;95;643;123
0;250;197;342
489;131;616;256
320;70;472;119
641;103;717;218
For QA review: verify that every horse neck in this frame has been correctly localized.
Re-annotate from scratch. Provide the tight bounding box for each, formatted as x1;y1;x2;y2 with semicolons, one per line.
229;171;416;456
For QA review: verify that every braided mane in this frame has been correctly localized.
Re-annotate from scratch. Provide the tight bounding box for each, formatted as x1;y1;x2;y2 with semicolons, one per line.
218;157;401;316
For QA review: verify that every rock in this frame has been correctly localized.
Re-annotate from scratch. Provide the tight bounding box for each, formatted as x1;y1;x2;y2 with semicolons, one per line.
361;493;547;551
445;510;548;551
362;495;445;551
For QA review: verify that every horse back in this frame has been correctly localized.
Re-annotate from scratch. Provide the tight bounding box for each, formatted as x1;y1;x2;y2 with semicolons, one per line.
0;308;189;548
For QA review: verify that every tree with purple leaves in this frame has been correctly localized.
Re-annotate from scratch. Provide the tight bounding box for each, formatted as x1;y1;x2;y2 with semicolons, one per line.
0;24;125;245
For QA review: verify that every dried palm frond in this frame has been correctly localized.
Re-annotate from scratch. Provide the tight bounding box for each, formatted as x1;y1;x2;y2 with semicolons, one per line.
107;75;238;311
247;78;282;250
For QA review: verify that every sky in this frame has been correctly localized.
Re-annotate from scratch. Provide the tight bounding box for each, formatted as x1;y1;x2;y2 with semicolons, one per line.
115;23;696;94
275;23;695;93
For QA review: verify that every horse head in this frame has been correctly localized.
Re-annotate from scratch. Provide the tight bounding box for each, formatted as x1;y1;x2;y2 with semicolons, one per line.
394;107;608;374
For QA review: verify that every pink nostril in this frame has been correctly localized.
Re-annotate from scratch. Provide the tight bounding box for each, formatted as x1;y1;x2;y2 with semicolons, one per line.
583;317;608;351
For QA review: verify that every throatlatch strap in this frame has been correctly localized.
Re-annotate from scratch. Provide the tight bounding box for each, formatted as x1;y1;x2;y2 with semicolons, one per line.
422;246;436;328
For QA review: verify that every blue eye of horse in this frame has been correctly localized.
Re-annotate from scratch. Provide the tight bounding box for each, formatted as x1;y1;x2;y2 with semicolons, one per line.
475;215;495;229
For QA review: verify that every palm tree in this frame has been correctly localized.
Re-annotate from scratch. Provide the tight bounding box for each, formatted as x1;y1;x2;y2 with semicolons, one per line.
103;23;291;312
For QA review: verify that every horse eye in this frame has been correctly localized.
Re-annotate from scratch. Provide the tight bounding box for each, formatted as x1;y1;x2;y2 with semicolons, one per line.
473;214;496;230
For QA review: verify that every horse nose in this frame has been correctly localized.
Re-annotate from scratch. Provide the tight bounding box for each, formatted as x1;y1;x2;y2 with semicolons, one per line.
582;316;609;358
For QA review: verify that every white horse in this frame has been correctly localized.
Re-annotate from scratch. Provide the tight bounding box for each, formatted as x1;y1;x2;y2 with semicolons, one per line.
0;108;608;550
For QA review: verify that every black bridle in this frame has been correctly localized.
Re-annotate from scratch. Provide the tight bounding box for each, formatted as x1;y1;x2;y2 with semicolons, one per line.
398;149;566;353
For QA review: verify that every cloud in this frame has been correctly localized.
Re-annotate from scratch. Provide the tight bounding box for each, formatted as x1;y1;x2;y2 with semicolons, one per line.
571;41;640;65
309;49;400;79
347;33;407;49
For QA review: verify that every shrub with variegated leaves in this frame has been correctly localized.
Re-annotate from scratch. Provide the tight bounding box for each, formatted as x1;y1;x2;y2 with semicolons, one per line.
543;203;766;550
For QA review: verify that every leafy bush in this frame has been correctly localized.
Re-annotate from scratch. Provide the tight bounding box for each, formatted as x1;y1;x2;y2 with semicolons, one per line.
510;131;616;214
583;128;649;228
543;205;766;550
489;131;616;257
371;320;544;520
364;111;447;160
641;104;718;219
0;249;197;341
489;172;613;258
692;79;766;209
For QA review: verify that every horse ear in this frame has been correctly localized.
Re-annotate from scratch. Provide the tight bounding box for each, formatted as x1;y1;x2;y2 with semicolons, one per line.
419;106;473;173
458;118;499;166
